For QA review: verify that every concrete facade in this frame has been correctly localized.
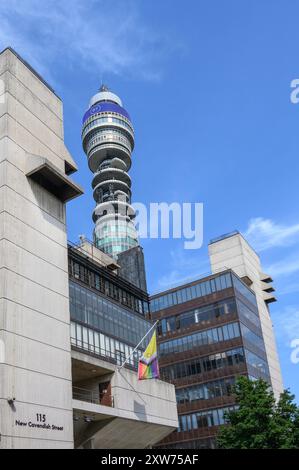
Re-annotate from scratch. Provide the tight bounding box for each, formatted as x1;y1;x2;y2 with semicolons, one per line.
0;48;82;449
208;232;283;399
72;351;177;449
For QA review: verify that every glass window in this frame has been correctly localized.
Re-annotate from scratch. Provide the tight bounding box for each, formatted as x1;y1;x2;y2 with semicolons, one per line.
227;323;235;339
217;326;224;342
177;406;238;433
237;299;260;328
233;322;240;337
205;282;211;295
215;276;222;291
201;282;207;296
245;349;270;378
241;324;266;352
161;348;245;381
70;323;76;340
232;274;257;307
159;323;240;356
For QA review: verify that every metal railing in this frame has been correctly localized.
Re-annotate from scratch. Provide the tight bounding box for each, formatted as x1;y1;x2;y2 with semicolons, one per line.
72;386;114;407
70;336;140;370
73;386;100;404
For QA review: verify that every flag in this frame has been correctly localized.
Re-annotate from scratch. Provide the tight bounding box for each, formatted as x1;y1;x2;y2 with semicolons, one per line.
138;331;160;380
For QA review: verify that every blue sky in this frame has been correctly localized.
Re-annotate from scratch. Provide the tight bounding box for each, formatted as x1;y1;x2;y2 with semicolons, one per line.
1;0;298;400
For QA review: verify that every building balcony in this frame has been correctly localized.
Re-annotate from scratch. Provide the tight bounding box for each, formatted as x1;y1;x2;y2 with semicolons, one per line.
93;180;131;202
92;200;136;223
73;386;114;407
87;143;131;173
92;167;131;189
71;349;178;449
100;192;130;204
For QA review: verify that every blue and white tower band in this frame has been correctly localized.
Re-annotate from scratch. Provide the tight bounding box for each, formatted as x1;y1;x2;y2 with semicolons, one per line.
82;86;138;257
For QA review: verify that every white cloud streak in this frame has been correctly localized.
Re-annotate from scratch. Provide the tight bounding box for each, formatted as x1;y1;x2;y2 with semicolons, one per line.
244;217;299;252
0;0;178;83
265;255;299;277
279;282;299;296
274;305;299;344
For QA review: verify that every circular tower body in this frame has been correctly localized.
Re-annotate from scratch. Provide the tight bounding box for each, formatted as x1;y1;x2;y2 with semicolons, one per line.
82;86;138;257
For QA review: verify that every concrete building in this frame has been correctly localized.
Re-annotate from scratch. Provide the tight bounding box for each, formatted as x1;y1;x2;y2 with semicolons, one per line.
208;231;283;399
150;233;282;449
0;47;177;449
0;46;83;449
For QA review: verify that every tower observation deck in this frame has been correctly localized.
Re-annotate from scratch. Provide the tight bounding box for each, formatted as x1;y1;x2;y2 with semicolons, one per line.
82;86;138;257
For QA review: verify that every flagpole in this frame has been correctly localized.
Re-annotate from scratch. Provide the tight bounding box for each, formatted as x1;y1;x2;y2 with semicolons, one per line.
118;320;159;371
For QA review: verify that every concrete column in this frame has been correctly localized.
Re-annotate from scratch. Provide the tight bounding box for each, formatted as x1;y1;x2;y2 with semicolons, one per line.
0;48;82;448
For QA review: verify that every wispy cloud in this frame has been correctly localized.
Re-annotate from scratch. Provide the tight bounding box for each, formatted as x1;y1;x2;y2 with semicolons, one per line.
265;254;299;277
244;217;299;252
0;0;179;83
279;282;299;296
274;305;299;344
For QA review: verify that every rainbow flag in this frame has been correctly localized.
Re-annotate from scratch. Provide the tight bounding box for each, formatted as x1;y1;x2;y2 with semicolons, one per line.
138;331;160;380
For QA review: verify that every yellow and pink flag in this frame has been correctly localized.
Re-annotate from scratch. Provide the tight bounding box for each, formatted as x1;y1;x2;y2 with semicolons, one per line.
138;331;160;380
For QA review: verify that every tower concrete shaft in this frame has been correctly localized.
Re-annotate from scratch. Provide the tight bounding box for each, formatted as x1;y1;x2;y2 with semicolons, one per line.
82;86;138;257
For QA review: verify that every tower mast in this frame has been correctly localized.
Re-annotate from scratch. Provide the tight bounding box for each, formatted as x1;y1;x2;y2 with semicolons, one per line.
82;86;138;257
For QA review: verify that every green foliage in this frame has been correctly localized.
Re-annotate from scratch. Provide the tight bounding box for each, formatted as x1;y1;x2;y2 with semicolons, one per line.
217;376;299;449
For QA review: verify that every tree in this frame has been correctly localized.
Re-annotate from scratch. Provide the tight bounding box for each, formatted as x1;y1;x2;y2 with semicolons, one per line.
217;376;299;449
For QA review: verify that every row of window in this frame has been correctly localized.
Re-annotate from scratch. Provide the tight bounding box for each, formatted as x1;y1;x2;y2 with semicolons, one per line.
151;273;257;313
101;222;136;234
86;129;132;154
97;236;137;245
178;406;238;432
88;134;131;155
159;322;241;357
70;321;144;368
151;273;232;312
87;125;132;142
100;228;137;239
84;110;133;128
161;348;245;381
157;298;237;336
82;115;134;140
96;241;138;256
69;281;150;347
161;347;269;382
176;377;236;404
68;257;149;315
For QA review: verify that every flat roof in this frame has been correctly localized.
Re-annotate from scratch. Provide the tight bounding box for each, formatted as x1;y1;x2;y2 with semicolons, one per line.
150;267;256;300
209;230;240;245
0;46;61;100
150;269;232;299
209;229;260;257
